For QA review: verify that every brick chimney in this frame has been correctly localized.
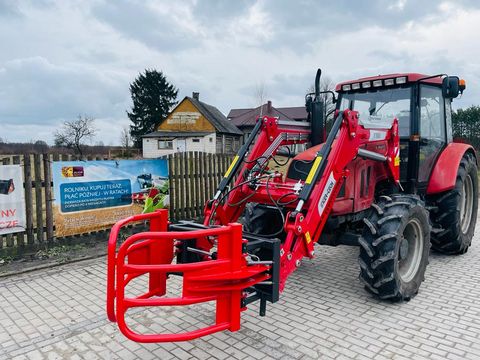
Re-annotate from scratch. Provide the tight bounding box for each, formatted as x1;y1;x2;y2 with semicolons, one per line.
192;92;199;100
267;100;272;113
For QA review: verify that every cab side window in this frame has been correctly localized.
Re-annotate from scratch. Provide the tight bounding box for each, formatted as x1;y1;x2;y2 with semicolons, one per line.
445;98;453;142
420;85;446;140
418;85;446;183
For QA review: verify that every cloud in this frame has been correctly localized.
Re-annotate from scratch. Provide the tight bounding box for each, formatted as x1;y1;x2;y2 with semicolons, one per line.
0;56;130;123
92;1;203;53
0;0;22;18
0;0;480;144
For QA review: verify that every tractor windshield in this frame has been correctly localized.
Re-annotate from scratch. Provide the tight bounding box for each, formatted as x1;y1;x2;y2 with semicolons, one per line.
339;87;411;136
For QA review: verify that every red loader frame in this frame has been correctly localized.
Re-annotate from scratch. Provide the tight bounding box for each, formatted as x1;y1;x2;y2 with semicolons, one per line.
107;109;400;342
107;211;271;342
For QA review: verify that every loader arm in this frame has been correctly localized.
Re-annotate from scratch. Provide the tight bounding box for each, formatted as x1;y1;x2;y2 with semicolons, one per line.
205;110;400;290
107;110;399;343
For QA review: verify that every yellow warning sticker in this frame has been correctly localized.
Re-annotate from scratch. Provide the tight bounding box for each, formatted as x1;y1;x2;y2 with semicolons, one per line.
305;231;312;244
305;156;322;184
224;155;239;178
394;156;400;167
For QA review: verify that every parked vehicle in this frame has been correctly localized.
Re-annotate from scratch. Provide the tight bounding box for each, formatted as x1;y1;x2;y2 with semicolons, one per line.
107;70;477;342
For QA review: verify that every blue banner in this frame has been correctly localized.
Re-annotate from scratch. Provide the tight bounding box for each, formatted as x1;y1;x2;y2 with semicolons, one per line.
51;159;169;236
60;179;132;213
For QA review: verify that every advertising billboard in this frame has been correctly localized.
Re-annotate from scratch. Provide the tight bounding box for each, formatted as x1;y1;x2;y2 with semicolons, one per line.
0;165;26;235
52;159;168;237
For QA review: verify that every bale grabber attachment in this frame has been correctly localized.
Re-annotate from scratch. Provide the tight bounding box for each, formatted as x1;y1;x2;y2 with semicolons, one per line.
106;209;275;342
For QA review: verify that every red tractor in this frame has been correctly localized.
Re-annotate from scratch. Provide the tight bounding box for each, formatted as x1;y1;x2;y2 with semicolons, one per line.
107;70;478;342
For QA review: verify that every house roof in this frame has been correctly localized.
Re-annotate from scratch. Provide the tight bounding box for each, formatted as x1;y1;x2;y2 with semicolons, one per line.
279;107;309;120
228;108;251;118
227;102;307;128
188;97;243;135
142;131;213;138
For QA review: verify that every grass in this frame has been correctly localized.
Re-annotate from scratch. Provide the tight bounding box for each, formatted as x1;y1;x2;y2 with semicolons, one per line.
0;255;14;265
33;244;87;263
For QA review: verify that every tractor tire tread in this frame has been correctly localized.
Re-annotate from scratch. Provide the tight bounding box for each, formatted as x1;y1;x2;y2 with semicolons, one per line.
372;233;397;247
377;214;403;226
384;201;413;208
358;258;374;279
371;203;384;215
379;195;393;202
363;218;377;235
359;194;430;302
358;237;374;258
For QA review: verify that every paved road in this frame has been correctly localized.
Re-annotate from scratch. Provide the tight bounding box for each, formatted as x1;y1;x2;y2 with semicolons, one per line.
1;219;480;360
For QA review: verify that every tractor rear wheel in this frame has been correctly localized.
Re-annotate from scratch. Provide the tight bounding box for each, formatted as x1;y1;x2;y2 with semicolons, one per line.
429;152;478;254
359;194;430;301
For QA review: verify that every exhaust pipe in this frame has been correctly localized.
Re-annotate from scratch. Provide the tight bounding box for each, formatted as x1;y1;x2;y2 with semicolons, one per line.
310;69;325;146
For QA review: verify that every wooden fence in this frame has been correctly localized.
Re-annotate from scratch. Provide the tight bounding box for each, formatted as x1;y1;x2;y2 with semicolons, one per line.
0;152;232;256
168;152;233;222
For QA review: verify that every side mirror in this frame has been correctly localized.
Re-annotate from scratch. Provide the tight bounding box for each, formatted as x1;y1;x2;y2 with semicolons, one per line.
305;95;313;113
442;76;460;98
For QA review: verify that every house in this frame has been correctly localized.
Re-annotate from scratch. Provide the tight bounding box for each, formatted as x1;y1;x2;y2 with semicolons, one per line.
142;93;243;158
227;101;308;139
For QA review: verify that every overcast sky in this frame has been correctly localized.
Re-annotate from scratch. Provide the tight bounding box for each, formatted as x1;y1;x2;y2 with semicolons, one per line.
1;0;479;145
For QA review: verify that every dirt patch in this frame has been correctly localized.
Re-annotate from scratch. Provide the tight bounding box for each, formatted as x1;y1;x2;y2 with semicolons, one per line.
0;241;107;277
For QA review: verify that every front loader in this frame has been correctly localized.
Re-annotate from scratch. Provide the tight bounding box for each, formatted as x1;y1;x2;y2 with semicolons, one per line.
107;70;478;342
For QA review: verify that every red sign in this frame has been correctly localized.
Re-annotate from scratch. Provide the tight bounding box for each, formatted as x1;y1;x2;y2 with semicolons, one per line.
0;165;26;234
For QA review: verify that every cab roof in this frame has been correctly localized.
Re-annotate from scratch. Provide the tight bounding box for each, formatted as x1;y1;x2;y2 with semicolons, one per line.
335;73;443;92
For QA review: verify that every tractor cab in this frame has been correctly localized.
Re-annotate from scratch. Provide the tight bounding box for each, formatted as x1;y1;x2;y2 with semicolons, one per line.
335;73;466;193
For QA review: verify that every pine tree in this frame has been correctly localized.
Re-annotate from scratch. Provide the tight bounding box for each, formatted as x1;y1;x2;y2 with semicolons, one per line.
452;105;480;150
127;69;178;147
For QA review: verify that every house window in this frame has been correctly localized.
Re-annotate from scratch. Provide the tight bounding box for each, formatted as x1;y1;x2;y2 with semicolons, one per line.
209;137;213;142
192;138;200;143
158;139;173;149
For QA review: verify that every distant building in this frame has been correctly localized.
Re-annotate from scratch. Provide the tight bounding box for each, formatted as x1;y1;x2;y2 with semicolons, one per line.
142;92;243;158
227;101;308;139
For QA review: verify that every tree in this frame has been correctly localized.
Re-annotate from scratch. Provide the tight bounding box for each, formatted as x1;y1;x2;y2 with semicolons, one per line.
452;105;480;149
127;69;178;148
54;115;96;158
253;82;268;116
33;140;49;153
120;126;131;148
120;126;132;156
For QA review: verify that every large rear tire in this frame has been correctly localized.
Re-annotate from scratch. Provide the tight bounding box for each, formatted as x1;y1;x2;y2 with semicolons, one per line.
429;152;478;254
359;194;431;301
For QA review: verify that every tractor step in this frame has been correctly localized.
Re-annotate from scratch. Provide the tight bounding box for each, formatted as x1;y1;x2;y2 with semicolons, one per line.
106;209;272;343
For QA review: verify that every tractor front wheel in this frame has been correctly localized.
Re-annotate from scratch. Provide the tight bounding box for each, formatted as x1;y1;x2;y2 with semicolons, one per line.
359;194;431;301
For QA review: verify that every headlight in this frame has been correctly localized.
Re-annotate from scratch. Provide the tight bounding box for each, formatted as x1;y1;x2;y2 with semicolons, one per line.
384;78;395;86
